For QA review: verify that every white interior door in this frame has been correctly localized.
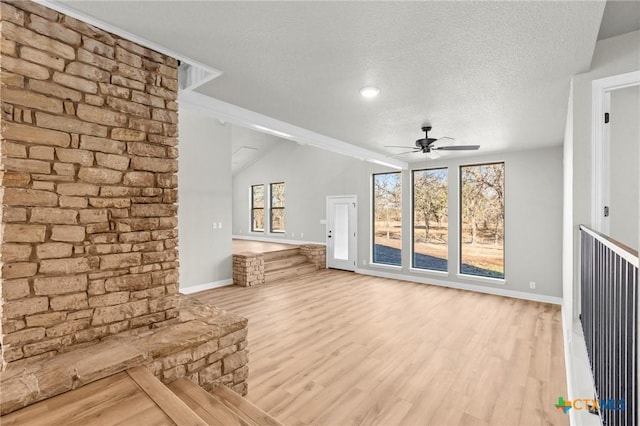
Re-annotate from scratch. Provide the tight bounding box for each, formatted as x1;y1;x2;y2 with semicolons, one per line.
326;196;357;271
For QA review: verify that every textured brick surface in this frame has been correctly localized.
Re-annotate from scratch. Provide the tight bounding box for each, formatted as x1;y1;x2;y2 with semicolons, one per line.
300;244;327;269
0;0;179;366
232;252;265;287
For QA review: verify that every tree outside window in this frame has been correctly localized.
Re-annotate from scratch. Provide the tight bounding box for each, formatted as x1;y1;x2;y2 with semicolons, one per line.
270;182;285;233
373;172;402;266
412;168;448;272
460;163;505;279
251;184;264;232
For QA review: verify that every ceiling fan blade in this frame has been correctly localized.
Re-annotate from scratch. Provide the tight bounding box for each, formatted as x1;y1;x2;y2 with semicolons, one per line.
433;145;480;151
387;150;420;158
384;145;417;149
433;137;455;144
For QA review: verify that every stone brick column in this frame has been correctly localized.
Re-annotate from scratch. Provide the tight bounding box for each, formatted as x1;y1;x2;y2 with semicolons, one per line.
300;244;326;269
0;0;180;367
232;252;264;287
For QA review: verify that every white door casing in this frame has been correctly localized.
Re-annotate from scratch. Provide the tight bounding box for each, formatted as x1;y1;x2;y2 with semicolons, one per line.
591;70;640;234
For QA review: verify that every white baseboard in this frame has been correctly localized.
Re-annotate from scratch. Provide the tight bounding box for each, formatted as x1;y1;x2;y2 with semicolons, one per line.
354;267;563;305
180;279;233;294
566;318;600;426
561;306;576;426
232;234;325;246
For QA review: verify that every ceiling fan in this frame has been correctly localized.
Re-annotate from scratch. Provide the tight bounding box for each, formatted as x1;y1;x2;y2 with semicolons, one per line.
385;126;480;158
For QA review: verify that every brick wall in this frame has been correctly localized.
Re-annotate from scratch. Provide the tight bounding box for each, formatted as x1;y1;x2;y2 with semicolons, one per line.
232;252;264;287
0;0;180;367
300;244;326;269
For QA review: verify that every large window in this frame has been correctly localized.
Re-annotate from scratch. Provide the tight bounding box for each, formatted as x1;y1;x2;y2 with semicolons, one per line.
373;172;402;266
270;182;285;233
251;184;264;232
412;168;448;272
460;163;504;279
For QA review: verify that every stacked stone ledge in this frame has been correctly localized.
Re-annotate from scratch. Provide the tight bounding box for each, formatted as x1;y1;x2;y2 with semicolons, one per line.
0;295;250;415
232;245;326;286
300;244;326;269
232;252;264;287
0;0;181;367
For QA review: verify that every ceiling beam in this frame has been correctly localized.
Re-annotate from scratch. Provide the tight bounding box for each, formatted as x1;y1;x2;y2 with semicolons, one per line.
179;91;408;170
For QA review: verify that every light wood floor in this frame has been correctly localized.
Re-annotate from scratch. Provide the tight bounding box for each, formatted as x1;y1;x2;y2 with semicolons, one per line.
196;269;568;426
233;239;300;254
1;368;200;425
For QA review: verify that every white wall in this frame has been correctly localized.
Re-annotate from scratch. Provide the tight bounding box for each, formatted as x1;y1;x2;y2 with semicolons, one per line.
609;85;639;250
562;31;640;422
233;141;564;299
232;140;368;242
563;80;574;330
178;108;233;289
568;29;640;317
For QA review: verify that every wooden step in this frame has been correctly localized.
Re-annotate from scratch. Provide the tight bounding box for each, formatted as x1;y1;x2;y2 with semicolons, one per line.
264;254;309;272
262;248;300;261
0;368;208;426
212;383;283;426
169;378;282;426
264;263;318;283
168;379;247;426
126;367;208;426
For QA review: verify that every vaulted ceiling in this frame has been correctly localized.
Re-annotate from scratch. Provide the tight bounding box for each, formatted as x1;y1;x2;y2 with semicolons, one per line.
57;1;607;161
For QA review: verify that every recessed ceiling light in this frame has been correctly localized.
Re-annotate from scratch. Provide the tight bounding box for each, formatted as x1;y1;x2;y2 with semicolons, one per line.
360;86;380;98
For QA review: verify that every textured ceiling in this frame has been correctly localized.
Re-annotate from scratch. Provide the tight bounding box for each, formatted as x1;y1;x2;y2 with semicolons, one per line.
231;125;282;175
58;1;605;159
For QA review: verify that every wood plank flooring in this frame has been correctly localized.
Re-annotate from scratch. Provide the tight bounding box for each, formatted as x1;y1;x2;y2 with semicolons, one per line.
0;372;176;425
195;269;569;426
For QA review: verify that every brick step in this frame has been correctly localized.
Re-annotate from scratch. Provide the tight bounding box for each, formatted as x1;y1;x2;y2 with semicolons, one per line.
263;248;301;262
264;263;318;283
264;254;309;272
169;378;282;426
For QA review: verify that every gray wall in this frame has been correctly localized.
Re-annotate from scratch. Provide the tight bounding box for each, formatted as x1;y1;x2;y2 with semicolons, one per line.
572;30;640;237
609;85;639;250
232;141;368;242
233;141;564;298
178;108;233;288
562;31;640;415
567;30;640;319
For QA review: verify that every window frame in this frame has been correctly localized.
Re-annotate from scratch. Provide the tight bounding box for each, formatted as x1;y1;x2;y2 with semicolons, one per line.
250;184;264;233
458;161;505;281
411;167;449;273
371;171;402;268
269;182;285;234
